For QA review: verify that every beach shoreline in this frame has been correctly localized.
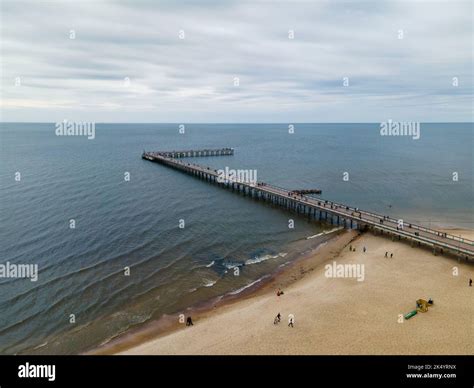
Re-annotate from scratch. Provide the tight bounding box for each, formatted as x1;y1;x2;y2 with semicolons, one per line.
88;229;474;355
88;228;358;355
91;226;473;355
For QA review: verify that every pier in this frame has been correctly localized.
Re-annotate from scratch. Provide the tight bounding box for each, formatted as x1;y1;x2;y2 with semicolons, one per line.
290;189;322;195
152;148;234;159
142;148;474;260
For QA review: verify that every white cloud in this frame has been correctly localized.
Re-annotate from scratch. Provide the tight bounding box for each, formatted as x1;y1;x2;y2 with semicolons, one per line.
0;0;472;122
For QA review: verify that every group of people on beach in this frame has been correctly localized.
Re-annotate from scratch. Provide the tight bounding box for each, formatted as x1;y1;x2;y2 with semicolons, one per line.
349;244;395;258
273;288;294;327
349;245;367;253
273;313;294;327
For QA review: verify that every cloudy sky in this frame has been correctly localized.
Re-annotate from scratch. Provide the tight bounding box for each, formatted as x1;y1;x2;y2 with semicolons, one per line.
0;0;472;122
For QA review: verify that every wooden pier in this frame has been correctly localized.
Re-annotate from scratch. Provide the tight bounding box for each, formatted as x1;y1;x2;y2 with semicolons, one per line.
142;148;474;260
151;148;234;159
291;189;322;195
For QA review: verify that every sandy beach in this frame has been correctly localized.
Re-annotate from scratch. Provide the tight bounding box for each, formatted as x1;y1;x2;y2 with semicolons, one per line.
107;228;473;355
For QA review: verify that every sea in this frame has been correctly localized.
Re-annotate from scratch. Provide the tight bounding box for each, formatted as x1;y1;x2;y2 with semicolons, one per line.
0;122;472;354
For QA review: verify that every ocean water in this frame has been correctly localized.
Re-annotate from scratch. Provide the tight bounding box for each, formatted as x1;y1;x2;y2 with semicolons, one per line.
0;123;472;354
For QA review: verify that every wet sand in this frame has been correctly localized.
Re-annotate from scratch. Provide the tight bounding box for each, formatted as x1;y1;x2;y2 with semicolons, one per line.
108;228;473;355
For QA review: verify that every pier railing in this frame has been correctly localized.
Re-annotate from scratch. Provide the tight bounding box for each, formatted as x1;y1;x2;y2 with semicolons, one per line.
151;148;234;159
251;182;473;245
142;149;474;258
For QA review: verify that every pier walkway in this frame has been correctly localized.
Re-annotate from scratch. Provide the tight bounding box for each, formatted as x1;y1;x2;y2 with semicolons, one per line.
142;148;474;260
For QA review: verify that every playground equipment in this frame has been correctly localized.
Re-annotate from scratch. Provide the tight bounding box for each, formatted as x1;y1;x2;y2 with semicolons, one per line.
416;299;429;313
404;298;434;320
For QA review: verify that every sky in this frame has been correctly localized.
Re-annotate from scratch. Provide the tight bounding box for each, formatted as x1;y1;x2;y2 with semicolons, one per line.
0;0;472;123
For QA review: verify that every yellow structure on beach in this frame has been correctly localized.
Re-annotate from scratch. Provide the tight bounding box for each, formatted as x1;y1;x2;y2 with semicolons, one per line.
416;299;432;313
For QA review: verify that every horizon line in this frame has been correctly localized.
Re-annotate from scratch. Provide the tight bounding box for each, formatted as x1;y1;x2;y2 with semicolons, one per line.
1;121;473;125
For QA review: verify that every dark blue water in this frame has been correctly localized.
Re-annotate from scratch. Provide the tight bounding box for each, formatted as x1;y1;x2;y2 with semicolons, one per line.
0;123;472;354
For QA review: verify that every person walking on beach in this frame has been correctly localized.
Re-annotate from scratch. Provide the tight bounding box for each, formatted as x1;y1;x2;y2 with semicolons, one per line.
390;253;393;258
469;278;472;287
363;246;366;253
274;313;281;324
186;316;193;326
385;252;388;258
288;318;294;328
